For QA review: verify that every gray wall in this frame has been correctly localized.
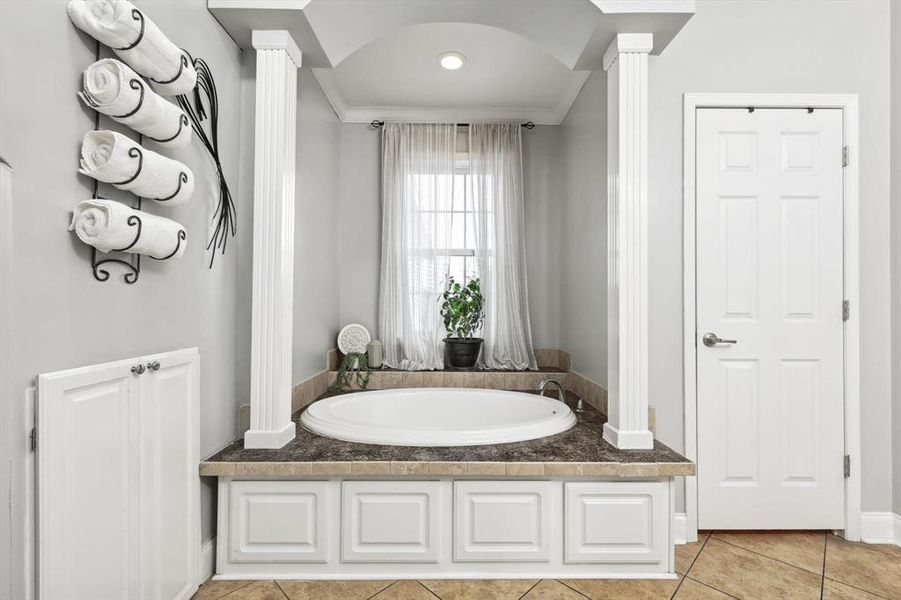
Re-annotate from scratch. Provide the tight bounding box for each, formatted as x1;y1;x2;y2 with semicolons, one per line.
0;1;244;597
891;0;901;516
558;72;608;386
333;122;566;349
292;70;343;381
558;0;895;512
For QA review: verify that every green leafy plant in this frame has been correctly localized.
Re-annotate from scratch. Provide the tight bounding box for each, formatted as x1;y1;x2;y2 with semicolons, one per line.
330;352;371;392
440;276;484;339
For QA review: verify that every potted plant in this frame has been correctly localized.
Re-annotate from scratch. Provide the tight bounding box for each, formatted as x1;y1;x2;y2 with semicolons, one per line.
440;276;485;369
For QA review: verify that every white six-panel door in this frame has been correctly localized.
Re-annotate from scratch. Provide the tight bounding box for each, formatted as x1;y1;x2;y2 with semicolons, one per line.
37;348;199;600
696;108;845;529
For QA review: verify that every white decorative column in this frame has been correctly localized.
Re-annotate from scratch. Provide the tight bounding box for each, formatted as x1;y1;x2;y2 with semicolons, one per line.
603;33;655;450
244;30;301;449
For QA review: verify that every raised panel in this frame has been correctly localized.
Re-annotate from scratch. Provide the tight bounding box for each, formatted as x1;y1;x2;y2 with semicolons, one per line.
722;360;759;485
564;481;668;564
719;131;758;172
454;481;552;562
342;481;441;563
780;360;820;485
721;196;759;320
230;481;328;563
781;196;820;319
781;132;819;172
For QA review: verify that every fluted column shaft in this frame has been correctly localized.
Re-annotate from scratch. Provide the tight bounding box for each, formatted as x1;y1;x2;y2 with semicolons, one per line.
245;30;301;449
603;33;655;450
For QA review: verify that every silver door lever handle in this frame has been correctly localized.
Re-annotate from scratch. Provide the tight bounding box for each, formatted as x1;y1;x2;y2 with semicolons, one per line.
703;333;737;347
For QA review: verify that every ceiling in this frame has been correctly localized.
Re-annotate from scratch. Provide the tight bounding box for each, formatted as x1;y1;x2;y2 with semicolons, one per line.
209;0;695;124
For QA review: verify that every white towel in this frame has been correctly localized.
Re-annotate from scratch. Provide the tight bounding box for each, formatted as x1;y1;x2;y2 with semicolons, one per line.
79;131;194;206
80;59;191;148
67;0;197;96
69;199;187;260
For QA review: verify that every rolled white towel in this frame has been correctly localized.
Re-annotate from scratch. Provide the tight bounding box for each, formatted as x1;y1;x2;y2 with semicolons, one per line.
69;199;187;260
67;0;196;96
79;131;194;206
80;59;191;148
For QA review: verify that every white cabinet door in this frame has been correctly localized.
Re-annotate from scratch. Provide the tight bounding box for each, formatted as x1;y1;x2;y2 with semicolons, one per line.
696;108;845;529
37;349;200;600
138;349;200;599
564;481;668;565
342;481;442;563
229;481;329;563
38;359;140;600
454;481;552;562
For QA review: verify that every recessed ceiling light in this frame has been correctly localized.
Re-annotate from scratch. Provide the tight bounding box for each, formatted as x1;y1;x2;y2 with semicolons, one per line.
438;51;465;71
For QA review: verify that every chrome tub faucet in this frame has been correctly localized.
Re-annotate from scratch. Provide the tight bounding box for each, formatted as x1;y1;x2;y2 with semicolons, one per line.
538;378;583;412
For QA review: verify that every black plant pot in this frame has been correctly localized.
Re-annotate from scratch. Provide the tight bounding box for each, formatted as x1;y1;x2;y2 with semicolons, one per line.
444;337;483;369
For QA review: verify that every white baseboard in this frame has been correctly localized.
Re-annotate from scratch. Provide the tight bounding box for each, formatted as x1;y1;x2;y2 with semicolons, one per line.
859;512;901;546
674;512;687;545
200;537;216;584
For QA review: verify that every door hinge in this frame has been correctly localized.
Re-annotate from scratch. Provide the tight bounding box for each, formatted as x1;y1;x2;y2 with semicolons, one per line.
842;145;849;167
844;455;851;478
30;427;36;452
842;300;850;321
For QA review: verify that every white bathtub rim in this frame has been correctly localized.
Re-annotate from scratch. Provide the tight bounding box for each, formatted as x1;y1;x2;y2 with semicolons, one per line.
300;387;577;447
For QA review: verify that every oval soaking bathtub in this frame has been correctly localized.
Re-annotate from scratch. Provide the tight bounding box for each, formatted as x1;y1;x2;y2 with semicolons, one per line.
300;387;576;446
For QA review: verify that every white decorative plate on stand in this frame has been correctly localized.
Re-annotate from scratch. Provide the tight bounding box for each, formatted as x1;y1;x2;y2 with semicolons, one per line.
338;323;371;355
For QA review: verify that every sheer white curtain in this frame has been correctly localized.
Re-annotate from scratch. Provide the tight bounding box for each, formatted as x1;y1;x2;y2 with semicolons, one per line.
468;123;537;370
378;122;536;370
379;123;456;370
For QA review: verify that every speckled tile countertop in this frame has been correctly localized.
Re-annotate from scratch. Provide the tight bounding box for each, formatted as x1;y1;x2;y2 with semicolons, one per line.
200;392;694;478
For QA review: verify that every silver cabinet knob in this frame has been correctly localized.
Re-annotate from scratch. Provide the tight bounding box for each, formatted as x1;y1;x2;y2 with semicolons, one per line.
703;333;737;347
147;360;161;371
131;364;146;375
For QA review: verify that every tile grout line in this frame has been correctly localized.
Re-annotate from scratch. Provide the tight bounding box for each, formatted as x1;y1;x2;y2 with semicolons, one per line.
822;577;892;600
215;580;254;599
710;534;827;577
670;532;712;598
685;576;740;599
272;580;289;599
819;531;827;600
554;578;593;599
367;580;399;599
517;579;542;599
831;534;901;561
417;580;443;600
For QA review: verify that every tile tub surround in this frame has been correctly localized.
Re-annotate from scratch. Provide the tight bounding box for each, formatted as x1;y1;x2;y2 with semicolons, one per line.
326;348;572;371
200;392;693;478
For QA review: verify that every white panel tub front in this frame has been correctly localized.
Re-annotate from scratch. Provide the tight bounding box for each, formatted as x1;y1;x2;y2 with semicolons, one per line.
564;481;668;564
454;481;553;562
229;480;328;563
342;481;442;563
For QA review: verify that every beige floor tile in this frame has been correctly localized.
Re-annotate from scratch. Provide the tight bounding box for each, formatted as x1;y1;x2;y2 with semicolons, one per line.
193;579;254;600
276;579;394;600
825;534;901;599
673;578;733;599
822;578;885;599
866;542;901;560
221;581;287;600
521;580;586;599
559;577;681;600
419;579;538;600
675;532;711;575
711;530;826;574
688;538;821;599
372;580;438;600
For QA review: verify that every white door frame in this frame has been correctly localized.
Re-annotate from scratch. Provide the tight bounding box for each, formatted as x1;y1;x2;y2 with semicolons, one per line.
682;93;861;542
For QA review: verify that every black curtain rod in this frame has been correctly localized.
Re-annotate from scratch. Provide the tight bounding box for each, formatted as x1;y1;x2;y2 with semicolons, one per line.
369;120;535;130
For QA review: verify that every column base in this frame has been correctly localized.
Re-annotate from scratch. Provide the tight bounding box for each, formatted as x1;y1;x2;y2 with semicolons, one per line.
603;423;654;450
244;421;296;449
